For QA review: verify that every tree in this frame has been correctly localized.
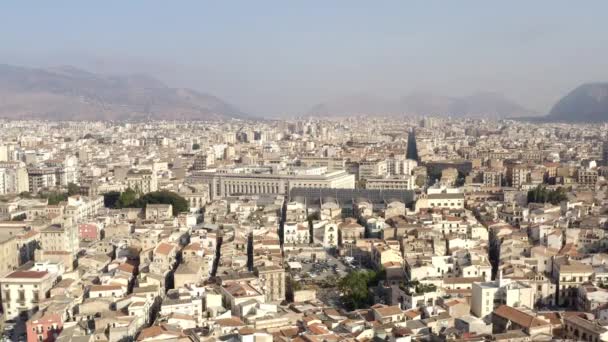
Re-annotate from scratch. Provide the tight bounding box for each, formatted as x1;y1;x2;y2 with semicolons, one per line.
132;190;189;216
192;143;201;150
67;183;80;196
45;192;68;205
527;185;568;205
118;188;137;208
103;191;122;208
11;213;26;221
338;270;380;309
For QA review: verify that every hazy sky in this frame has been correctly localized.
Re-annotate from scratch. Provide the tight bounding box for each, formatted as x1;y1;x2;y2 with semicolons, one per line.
2;1;608;116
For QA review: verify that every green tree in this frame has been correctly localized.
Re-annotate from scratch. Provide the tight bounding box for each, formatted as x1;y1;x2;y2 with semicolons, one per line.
338;270;379;309
132;190;189;216
118;188;138;207
45;192;68;205
527;185;568;205
11;213;26;221
192;143;201;150
103;191;122;208
67;183;80;196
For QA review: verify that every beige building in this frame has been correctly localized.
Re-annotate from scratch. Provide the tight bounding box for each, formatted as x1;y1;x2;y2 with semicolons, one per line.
0;262;62;320
0;234;18;277
365;176;413;190
145;204;173;220
38;222;79;256
255;265;285;302
557;261;594;306
126;169;158;194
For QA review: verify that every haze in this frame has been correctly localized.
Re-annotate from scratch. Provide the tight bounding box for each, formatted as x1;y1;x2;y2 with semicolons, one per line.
2;1;608;117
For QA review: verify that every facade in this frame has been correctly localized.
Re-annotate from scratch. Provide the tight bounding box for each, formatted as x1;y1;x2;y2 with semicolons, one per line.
78;223;100;240
39;223;79;256
189;167;355;199
0;264;62;320
365;176;414;190
255;265;285;302
126;169;158;193
26;312;63;342
0;235;19;277
27;167;57;193
471;278;535;318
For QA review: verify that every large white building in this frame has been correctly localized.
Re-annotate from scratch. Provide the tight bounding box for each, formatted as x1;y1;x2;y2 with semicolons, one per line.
471;276;535;319
0;261;63;320
64;195;104;224
189;166;355;199
0;162;29;194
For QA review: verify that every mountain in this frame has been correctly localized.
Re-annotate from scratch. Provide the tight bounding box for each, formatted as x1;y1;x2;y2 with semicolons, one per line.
0;64;247;121
307;93;399;116
448;92;532;119
545;83;608;122
399;92;452;116
307;91;532;118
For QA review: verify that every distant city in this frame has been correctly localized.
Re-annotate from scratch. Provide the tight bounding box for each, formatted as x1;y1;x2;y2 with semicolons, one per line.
3;1;608;341
0;116;607;342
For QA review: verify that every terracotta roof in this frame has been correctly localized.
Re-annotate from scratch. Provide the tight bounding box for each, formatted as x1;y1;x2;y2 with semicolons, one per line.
137;324;183;341
5;270;47;279
215;316;245;327
117;263;135;273
493;305;550;329
182;242;202;251
90;284;123;292
155;242;175;255
373;305;403;317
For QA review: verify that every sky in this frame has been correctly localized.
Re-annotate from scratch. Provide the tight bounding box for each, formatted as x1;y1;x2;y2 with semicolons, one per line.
2;1;608;116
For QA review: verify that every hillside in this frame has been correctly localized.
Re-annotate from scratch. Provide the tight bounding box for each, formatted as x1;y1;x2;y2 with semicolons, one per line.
0;64;246;121
545;83;608;123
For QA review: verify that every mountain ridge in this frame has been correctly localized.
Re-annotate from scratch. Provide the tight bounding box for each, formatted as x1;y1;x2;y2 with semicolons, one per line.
0;64;247;121
543;82;608;123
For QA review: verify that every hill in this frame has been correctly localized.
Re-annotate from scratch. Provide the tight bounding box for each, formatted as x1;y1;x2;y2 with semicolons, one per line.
0;64;246;121
545;83;608;123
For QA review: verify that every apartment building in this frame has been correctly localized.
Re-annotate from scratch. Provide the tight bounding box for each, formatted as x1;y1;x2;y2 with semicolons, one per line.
0;262;63;320
126;169;158;193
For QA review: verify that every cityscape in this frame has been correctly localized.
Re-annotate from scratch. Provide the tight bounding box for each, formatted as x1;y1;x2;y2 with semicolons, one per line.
3;2;608;342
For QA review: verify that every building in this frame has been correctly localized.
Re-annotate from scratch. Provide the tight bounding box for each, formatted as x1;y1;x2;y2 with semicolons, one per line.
563;314;608;342
471;277;535;319
145;204;173;220
126;169;158;194
483;170;503;187
0;162;29;194
27;167;57;193
38;223;79;257
358;159;388;180
64;195;104;224
26;312;63;342
578;168;598;185
0;262;63;320
415;187;464;211
255;265;285;302
557;261;594;307
365;176;414;190
0;234;19;277
78;223;100;241
189;166;355;199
